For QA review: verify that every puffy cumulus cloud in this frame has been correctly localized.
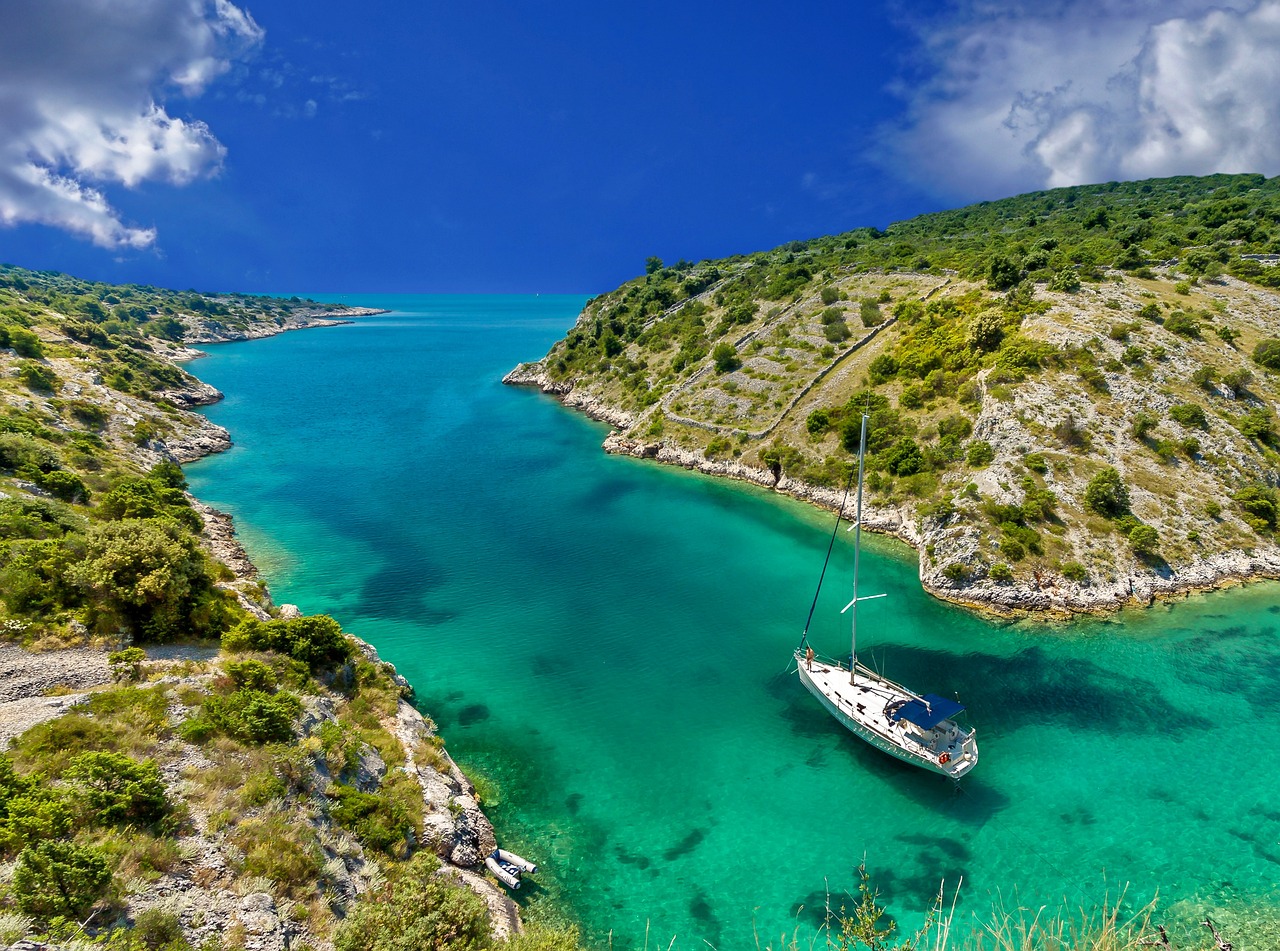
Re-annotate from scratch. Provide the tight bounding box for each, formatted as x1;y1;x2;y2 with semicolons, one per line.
0;0;262;248
881;0;1280;201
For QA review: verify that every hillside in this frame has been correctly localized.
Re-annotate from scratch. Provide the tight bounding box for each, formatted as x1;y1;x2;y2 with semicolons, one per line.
0;266;572;950
506;173;1280;615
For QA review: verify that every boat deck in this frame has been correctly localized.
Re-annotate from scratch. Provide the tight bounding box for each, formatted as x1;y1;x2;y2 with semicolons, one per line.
798;655;977;778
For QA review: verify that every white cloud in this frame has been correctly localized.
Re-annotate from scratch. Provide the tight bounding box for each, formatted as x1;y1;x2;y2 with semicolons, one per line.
881;0;1280;201
0;0;262;249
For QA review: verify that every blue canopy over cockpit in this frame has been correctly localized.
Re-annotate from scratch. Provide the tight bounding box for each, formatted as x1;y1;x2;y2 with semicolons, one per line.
886;694;965;729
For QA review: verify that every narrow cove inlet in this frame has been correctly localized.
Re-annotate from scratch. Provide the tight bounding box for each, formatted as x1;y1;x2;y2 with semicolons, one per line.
183;295;1280;949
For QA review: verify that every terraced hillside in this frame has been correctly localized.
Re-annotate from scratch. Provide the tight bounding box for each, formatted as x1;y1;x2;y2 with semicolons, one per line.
507;174;1280;615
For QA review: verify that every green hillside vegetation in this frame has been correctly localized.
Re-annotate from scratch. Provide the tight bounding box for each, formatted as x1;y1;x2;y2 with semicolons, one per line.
514;173;1280;609
0;243;1248;946
0;265;579;949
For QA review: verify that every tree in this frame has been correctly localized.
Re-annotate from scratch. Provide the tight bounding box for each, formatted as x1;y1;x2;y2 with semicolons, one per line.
12;840;112;919
712;342;740;373
69;518;210;642
1084;467;1130;518
645;256;663;275
1128;523;1160;557
985;255;1020;290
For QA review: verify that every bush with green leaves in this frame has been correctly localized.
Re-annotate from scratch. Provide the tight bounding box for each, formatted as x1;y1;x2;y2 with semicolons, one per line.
0;756;73;855
222;614;352;668
11;840;113;919
965;440;995;467
1252;338;1280;371
225;658;277;692
1163;311;1200;339
16;361;58;393
108;647;146;682
1168;403;1208;429
182;689;301;745
1233;484;1278;532
328;783;412;856
334;852;490;951
68;518;230;642
1084;467;1131;518
1128;523;1160;557
1061;561;1088;582
63;751;169;828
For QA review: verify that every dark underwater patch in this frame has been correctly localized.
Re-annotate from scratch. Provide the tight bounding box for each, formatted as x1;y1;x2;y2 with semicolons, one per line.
458;703;490;726
662;827;707;862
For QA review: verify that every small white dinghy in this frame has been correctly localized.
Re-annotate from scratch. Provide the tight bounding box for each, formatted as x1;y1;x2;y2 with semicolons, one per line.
485;848;537;890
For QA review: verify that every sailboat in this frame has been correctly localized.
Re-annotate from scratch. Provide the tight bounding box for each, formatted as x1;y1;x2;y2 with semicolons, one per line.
794;413;978;779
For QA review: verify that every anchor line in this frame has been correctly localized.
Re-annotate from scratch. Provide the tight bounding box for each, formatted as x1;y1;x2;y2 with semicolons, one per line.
798;463;858;651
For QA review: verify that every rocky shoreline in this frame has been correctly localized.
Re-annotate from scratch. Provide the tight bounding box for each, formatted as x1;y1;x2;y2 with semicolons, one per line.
0;301;520;944
505;364;1280;620
183;306;390;345
159;314;523;933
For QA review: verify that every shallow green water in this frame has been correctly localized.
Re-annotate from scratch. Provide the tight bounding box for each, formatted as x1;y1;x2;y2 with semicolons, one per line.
184;295;1280;949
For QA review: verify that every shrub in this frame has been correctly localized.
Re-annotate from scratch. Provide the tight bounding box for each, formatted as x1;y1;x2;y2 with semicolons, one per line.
1253;338;1280;370
69;518;218;643
1061;561;1088;582
941;562;971;584
33;469;90;504
859;298;882;327
12;840;112;919
334;852;489;951
823;320;851;343
712;342;740;373
64;751;169;828
1163;311;1200;338
806;408;830;436
1168;403;1208;429
881;438;924;476
867;354;898;383
328;783;412;856
222;615;351;668
225;659;277;692
108;647;147;683
1233;484;1278;532
1024;453;1048;474
1084;467;1130;518
988;563;1013;583
966;440;995;467
1049;267;1080;292
1131;412;1157;440
183;689;301;745
1128;523;1160;557
5;327;43;358
1238;408;1274;442
820;286;840;305
17;362;58;393
1191;365;1216;389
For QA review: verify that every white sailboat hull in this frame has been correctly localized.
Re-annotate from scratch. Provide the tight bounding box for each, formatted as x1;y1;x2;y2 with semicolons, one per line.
797;651;978;779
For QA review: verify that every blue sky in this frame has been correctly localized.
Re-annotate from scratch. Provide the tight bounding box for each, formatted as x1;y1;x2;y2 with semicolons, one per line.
2;0;1279;294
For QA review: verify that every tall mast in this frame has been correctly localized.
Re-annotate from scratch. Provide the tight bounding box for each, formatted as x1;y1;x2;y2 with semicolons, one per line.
850;413;868;686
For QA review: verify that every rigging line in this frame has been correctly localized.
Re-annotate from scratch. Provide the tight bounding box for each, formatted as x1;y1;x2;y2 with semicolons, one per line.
798;463;858;651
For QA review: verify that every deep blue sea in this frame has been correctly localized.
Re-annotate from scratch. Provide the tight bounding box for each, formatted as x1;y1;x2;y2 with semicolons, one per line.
184;295;1280;949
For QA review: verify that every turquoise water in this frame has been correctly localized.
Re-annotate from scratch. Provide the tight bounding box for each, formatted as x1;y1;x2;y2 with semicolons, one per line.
184;296;1280;948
